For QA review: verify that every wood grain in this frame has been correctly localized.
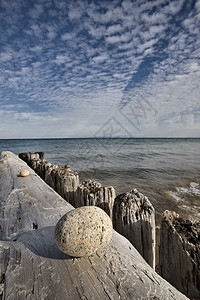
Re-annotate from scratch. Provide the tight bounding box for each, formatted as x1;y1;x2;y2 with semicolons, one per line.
0;152;188;300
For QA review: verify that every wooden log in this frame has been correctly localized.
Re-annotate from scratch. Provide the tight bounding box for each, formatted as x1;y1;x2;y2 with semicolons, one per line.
19;153;115;218
0;152;189;299
74;180;116;219
159;210;200;299
113;189;156;269
19;152;79;205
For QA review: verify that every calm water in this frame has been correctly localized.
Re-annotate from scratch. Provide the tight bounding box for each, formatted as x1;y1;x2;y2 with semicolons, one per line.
1;138;200;223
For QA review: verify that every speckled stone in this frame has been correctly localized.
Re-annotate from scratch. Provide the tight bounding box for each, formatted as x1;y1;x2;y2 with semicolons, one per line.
54;206;113;257
20;169;30;177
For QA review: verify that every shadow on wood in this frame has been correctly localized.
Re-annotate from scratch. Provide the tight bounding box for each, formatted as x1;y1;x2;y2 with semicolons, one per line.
16;226;71;260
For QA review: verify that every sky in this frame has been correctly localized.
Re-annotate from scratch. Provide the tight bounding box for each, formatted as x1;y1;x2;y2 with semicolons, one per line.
0;0;200;138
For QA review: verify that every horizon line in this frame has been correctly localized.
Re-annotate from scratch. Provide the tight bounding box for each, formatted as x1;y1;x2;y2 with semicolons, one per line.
0;137;200;140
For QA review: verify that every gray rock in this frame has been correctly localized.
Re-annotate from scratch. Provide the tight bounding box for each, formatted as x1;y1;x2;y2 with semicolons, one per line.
112;189;155;269
159;210;200;299
55;206;113;257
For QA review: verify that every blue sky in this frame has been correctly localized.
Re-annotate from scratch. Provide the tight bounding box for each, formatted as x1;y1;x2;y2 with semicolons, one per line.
0;0;200;138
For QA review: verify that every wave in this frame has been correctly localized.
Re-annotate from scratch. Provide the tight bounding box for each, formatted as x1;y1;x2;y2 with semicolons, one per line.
169;182;200;201
166;182;200;221
176;182;200;196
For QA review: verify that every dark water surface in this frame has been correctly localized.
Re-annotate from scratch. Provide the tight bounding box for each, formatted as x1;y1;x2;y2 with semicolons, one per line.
1;138;200;222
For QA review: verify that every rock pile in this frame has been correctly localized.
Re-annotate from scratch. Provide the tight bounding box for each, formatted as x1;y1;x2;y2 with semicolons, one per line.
112;189;155;269
159;210;200;299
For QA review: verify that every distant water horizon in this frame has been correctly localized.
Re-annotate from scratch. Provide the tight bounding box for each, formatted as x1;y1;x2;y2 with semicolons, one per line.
1;137;199;140
1;138;200;223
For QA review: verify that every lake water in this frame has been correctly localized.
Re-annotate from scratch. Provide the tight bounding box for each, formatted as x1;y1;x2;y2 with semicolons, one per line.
1;138;200;223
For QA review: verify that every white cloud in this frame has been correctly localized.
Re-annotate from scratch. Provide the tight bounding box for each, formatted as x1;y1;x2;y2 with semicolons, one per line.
196;0;200;11
140;24;165;40
61;32;74;40
121;0;134;12
105;31;132;44
0;0;199;138
137;38;159;54
163;0;184;15
106;24;123;35
30;45;43;52
92;53;109;63
29;4;44;19
142;12;167;24
68;2;84;22
55;54;71;64
30;24;43;38
0;52;12;62
46;27;57;40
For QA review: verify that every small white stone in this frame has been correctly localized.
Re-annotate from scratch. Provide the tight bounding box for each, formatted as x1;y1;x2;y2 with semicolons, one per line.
20;169;30;177
55;206;113;257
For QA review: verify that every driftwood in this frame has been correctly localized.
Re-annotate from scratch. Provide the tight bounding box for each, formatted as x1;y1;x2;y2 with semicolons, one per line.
74;180;116;219
113;190;156;269
159;210;200;299
0;152;188;300
18;152;79;205
18;153;115;219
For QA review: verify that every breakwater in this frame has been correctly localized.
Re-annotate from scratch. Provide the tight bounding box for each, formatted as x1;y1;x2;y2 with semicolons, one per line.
19;152;200;298
0;151;189;299
19;152;155;269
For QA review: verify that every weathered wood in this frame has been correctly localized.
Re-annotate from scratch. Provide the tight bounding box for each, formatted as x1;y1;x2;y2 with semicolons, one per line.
113;189;156;269
19;153;115;218
74;180;116;219
0;152;188;300
19;152;79;204
159;210;200;299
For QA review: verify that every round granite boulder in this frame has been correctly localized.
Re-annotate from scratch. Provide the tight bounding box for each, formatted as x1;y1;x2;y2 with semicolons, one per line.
55;206;113;257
